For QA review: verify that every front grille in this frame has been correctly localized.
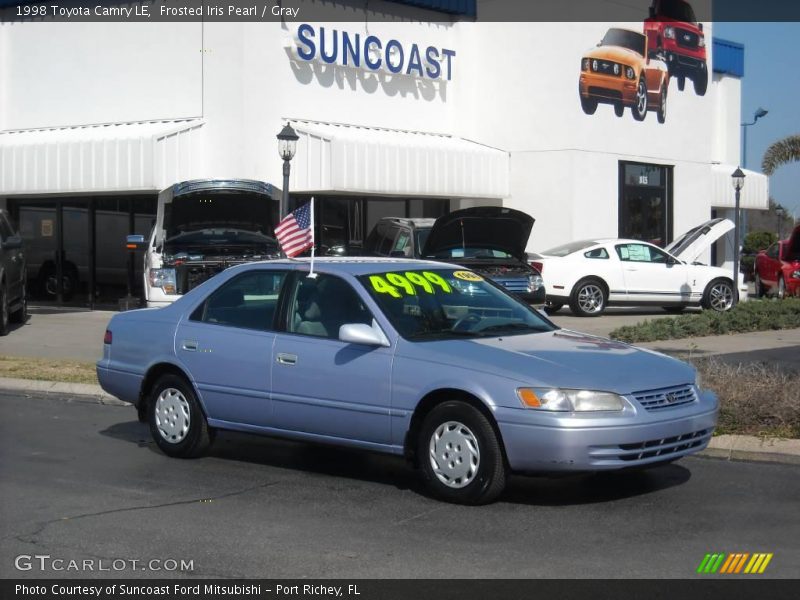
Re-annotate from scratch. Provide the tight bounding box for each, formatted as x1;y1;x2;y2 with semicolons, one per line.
617;429;710;462
676;28;699;49
633;384;697;411
497;277;531;293
176;263;227;294
591;59;621;76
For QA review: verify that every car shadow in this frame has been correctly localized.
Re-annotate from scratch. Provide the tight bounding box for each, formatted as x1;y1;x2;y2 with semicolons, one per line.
100;419;693;506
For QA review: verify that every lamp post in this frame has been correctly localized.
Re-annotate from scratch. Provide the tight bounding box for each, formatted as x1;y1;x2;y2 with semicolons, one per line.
277;123;299;219
776;206;785;239
731;167;745;307
740;107;768;167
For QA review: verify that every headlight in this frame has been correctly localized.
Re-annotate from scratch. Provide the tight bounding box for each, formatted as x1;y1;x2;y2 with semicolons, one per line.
613;63;620;75
582;57;589;71
791;270;800;279
664;26;675;39
517;388;626;412
626;66;635;79
528;274;544;291
592;59;598;71
695;370;703;392
149;268;177;295
698;35;705;47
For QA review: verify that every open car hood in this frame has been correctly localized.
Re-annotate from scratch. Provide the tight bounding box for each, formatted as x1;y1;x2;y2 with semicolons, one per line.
421;207;535;260
786;223;800;261
665;218;734;263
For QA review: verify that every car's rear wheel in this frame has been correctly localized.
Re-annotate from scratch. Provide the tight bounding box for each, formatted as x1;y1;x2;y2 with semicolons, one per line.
0;284;9;336
754;273;765;298
580;94;598;115
777;276;786;300
10;279;27;324
569;278;607;317
701;279;735;312
544;301;563;315
631;77;647;121
148;374;212;458
418;401;506;505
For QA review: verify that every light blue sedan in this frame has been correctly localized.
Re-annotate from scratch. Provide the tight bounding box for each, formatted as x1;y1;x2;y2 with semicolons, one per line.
97;258;718;504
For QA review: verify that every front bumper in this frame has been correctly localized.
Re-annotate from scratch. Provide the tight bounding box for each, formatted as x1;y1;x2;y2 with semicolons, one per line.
580;73;638;104
496;391;718;473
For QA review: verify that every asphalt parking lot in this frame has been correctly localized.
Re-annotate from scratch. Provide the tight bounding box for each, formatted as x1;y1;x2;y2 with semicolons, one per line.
1;391;798;579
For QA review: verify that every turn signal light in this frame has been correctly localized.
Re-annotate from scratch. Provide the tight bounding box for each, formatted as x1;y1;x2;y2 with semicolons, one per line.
517;388;541;408
103;329;112;345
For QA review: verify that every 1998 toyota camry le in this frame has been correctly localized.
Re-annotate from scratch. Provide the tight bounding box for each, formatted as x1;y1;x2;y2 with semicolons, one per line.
97;258;717;504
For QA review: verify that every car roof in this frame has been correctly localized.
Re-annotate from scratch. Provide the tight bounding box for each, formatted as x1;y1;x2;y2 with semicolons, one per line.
231;256;452;276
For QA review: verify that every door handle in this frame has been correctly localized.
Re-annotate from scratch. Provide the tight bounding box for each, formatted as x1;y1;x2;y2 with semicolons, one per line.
276;353;297;366
625;268;638;272
181;340;198;352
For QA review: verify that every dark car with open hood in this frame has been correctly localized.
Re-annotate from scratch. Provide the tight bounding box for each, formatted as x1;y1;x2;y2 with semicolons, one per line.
363;207;545;305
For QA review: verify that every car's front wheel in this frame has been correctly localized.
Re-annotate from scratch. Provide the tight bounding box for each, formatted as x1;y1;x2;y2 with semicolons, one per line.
569;278;607;317
418;401;506;505
543;301;563;315
656;84;667;123
631;77;647;121
701;279;735;312
754;273;765;298
0;284;9;336
10;279;27;324
148;374;212;458
693;71;708;96
777;276;786;300
580;94;598;115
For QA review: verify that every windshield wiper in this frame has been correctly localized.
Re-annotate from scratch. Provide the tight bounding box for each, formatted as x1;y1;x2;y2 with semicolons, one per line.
475;323;544;335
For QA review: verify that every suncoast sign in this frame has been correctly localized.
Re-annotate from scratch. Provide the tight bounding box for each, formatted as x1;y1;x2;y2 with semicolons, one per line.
292;23;456;81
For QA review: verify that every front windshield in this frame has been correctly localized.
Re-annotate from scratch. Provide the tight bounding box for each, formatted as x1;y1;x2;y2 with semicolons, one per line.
358;268;556;341
658;0;697;23
601;28;646;55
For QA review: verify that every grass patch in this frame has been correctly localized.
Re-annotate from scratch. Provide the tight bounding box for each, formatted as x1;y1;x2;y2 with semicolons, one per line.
0;355;98;385
694;357;800;438
610;298;800;343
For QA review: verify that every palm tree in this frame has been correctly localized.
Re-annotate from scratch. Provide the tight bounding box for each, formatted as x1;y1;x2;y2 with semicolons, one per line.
762;134;800;175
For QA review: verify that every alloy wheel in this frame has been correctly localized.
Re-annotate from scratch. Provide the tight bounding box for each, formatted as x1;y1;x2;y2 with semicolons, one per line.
578;284;605;314
709;282;734;311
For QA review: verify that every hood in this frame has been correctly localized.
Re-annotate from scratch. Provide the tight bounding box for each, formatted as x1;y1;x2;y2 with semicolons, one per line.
421;207;534;260
407;329;694;395
786;224;800;261
583;45;643;65
163;190;275;242
664;218;734;263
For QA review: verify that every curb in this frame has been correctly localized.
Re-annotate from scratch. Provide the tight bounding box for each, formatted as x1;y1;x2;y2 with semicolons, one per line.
0;377;129;407
699;434;800;465
1;378;799;465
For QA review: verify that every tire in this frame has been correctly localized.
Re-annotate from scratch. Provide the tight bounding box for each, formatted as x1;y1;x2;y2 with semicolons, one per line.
754;273;765;298
777;276;786;300
656;84;667;124
0;285;9;336
677;76;686;91
662;306;686;314
580;94;598;115
9;278;28;324
693;71;708;96
614;102;624;117
569;278;607;317
148;374;212;458
418;401;507;505
543;301;563;315
701;278;735;312
631;76;647;121
40;263;78;301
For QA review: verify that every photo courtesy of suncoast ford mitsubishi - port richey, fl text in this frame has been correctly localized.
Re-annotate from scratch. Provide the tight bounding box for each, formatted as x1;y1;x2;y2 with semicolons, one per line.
0;1;798;599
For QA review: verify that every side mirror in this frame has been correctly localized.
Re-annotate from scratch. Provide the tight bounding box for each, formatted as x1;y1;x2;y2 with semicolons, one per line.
1;234;23;250
698;23;703;32
666;256;679;265
126;234;148;252
339;323;389;347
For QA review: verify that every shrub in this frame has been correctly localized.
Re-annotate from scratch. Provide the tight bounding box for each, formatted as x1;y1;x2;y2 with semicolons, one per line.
743;230;778;254
610;298;800;343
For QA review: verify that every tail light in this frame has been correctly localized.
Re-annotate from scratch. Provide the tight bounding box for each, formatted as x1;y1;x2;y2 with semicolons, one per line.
104;329;112;345
530;261;543;273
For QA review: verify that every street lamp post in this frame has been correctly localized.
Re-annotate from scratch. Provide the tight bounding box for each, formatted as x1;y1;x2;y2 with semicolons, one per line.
276;123;299;219
776;206;785;239
740;107;768;167
731;167;746;307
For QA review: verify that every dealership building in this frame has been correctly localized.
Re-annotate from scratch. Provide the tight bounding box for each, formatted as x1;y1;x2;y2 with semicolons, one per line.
0;0;768;307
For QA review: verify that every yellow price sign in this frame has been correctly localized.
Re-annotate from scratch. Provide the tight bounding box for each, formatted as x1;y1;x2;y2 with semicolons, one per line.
369;271;453;297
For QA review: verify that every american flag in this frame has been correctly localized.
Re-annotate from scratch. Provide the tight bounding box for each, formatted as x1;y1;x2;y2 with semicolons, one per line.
275;201;314;257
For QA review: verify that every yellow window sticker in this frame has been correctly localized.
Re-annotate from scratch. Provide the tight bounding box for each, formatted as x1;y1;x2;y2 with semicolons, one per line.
453;270;483;282
369;271;453;296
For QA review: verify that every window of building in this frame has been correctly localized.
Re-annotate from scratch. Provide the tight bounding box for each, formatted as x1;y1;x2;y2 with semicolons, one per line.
618;161;673;247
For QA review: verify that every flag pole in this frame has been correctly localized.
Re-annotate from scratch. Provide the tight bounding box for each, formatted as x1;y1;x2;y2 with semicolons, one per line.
307;196;317;278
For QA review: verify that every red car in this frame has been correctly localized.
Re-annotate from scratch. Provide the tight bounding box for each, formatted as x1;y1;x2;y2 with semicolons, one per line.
644;0;708;95
754;224;800;299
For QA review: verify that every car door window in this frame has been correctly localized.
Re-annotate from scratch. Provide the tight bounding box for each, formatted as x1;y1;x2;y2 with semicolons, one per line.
191;270;288;331
584;247;609;259
766;244;778;259
393;230;412;257
616;243;668;263
287;274;373;339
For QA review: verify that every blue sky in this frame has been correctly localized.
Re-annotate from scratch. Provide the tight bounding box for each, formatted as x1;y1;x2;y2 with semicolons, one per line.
714;22;800;221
